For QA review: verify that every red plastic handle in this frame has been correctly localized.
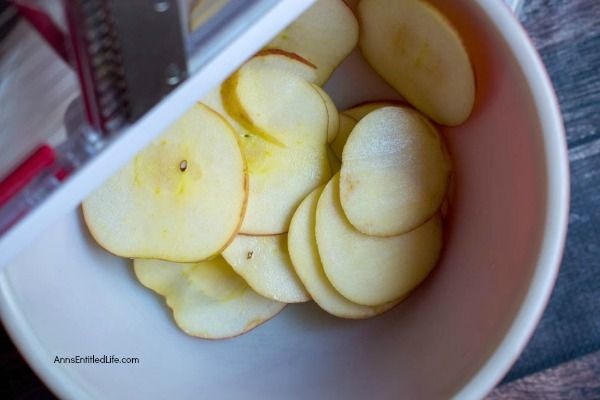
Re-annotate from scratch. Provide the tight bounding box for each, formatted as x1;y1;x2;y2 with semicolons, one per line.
10;1;68;62
0;145;56;207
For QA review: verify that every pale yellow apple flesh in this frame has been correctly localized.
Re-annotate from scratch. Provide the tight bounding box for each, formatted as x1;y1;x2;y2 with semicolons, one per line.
312;84;339;143
331;102;400;161
83;103;247;262
333;102;408;161
266;0;359;85
201;88;247;139
330;113;357;161
249;49;319;84
340;106;451;236
222;234;310;303
327;146;342;174
204;83;331;236
289;186;400;318
316;174;443;306
222;63;328;147
343;100;404;121
134;257;285;339
239;136;330;235
203;51;320;138
221;64;331;234
358;0;475;126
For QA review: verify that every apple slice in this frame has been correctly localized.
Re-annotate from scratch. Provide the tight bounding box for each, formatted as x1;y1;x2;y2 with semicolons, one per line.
343;100;405;121
238;136;330;234
222;62;329;147
312;84;339;143
83;103;247;262
222;234;310;303
340;106;451;236
134;257;285;339
358;0;475;126
330;114;357;161
205;82;331;235
327;146;341;174
266;0;359;85
203;50;319;138
316;174;443;306
221;63;331;234
201;87;252;143
330;102;401;161
289;186;400;318
249;49;319;84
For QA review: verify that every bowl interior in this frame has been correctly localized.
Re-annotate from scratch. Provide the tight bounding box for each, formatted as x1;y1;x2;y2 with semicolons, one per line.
0;1;557;398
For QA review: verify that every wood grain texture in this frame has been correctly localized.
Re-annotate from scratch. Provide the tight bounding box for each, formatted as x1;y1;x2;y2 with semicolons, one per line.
489;351;600;399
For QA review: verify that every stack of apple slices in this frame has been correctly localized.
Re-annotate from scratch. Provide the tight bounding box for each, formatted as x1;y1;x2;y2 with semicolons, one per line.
134;257;286;338
82;45;347;338
82;0;475;339
289;105;451;317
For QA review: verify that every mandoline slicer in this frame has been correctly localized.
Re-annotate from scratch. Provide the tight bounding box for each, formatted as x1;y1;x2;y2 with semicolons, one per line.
0;0;316;267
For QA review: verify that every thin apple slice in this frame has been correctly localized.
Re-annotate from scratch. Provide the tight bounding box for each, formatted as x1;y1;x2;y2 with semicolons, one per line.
222;62;329;147
134;257;285;339
289;186;400;318
316;174;443;306
266;0;359;85
340;106;451;236
201;87;252;142
249;49;319;84
203;50;319;137
204;85;331;235
238;136;330;234
83;104;247;262
332;102;407;160
312;84;339;143
222;234;310;303
331;102;400;161
343;100;405;121
358;0;475;126
327;146;341;174
330;114;357;161
221;63;331;234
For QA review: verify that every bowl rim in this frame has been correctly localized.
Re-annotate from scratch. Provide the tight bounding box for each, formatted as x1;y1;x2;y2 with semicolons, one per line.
453;0;569;398
0;0;570;399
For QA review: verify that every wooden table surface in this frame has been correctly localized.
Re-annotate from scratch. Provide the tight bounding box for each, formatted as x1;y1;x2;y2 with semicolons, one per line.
1;0;599;398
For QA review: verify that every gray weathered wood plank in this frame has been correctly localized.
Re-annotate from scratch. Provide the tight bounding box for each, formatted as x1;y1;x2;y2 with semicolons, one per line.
489;351;600;399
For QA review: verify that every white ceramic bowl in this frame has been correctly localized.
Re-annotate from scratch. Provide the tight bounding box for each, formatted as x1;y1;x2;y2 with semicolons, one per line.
0;0;568;398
